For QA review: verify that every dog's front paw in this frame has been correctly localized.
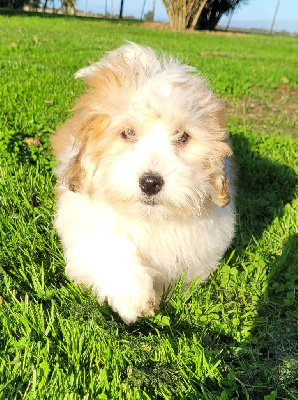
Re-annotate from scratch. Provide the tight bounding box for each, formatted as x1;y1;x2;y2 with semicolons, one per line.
106;272;155;323
115;296;155;324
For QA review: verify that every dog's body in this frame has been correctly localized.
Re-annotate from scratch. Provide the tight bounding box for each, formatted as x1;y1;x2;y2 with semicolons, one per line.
52;43;235;323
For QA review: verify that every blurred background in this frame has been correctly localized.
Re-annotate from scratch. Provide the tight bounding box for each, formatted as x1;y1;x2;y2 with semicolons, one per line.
3;0;298;34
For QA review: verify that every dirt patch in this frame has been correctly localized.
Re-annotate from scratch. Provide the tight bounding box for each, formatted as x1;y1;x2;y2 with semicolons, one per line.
141;21;170;30
197;30;248;37
200;51;234;57
140;22;296;37
226;86;298;139
140;22;248;36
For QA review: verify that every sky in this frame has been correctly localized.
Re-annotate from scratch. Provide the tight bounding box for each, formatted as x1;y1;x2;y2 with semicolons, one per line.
75;0;298;33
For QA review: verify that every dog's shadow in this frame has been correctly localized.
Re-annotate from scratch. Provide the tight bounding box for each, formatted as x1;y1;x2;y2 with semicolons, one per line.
231;133;296;246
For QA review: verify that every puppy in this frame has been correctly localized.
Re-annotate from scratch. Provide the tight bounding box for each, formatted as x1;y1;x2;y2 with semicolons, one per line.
52;43;235;323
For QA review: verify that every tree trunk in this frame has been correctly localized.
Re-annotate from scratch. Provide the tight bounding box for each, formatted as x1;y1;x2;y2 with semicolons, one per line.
163;0;209;31
190;0;208;29
167;5;186;29
197;12;222;30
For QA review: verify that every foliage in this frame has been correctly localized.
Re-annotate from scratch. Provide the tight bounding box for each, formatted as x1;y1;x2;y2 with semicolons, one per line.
27;0;41;11
0;11;297;399
144;10;154;22
60;0;75;14
0;0;26;8
161;0;249;31
197;0;249;30
0;0;74;12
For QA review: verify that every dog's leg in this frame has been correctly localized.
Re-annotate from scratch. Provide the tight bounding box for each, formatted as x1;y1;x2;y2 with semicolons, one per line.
64;236;155;323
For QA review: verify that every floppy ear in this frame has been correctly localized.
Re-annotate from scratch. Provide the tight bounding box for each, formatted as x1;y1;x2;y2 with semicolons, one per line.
208;138;233;207
211;168;231;207
203;97;233;208
63;113;111;194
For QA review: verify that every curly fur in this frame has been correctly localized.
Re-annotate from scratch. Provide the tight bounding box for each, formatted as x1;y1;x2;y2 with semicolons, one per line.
52;43;235;323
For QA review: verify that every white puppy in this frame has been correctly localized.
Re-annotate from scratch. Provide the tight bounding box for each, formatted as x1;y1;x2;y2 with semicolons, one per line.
52;43;235;323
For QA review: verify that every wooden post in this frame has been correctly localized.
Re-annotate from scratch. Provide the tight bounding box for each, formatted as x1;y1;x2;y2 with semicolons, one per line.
270;0;281;34
119;0;124;19
141;0;146;20
226;8;235;31
152;0;156;21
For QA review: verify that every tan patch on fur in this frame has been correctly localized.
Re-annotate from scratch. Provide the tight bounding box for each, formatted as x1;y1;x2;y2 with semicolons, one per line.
74;58;133;115
53;111;111;194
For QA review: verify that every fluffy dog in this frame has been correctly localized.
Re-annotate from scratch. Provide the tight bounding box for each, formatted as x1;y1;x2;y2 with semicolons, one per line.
52;43;235;323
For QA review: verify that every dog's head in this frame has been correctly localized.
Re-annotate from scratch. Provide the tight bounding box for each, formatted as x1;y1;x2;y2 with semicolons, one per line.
53;43;233;219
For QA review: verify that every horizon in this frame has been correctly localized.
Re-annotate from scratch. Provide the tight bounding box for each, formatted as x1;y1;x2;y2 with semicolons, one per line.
73;0;298;33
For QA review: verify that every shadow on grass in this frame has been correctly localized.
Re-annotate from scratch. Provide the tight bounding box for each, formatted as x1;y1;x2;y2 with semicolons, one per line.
230;134;297;395
230;133;296;245
2;124;297;397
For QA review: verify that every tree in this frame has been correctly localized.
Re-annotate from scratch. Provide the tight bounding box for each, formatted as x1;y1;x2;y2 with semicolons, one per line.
27;0;41;11
161;0;207;30
60;0;76;14
144;10;154;21
196;0;248;30
161;0;248;31
0;0;26;8
42;0;55;11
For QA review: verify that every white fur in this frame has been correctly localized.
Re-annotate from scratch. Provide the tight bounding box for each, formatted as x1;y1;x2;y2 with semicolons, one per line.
54;43;235;323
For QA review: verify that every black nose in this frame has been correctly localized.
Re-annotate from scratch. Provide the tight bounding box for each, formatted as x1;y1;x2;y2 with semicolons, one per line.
139;173;164;196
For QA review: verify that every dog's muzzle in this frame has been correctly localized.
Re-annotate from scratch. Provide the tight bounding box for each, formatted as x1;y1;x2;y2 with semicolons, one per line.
139;173;164;196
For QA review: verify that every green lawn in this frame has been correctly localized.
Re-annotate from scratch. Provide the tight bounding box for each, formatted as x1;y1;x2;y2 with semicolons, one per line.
0;10;297;399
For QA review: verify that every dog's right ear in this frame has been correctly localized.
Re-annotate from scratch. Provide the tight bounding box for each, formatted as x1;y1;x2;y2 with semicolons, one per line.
62;113;111;194
211;171;231;208
209;140;233;208
202;96;233;208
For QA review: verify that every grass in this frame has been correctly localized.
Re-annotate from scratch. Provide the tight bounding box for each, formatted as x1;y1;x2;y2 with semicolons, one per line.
0;10;297;399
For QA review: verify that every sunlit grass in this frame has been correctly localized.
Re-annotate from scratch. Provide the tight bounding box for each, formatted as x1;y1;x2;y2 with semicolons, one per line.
0;11;297;399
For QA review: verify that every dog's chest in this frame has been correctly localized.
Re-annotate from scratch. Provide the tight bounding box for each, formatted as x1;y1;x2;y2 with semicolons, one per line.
124;218;209;277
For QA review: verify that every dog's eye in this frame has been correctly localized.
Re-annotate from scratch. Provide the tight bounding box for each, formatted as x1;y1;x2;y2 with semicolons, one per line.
174;132;190;145
121;129;137;142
